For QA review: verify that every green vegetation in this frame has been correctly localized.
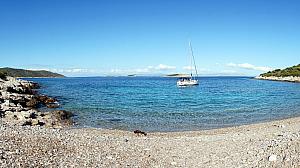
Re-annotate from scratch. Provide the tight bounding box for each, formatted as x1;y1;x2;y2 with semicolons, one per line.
261;64;300;77
0;67;65;78
0;71;7;80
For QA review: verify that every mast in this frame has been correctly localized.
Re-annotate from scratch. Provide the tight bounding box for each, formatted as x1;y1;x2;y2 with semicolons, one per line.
189;41;193;78
189;41;198;79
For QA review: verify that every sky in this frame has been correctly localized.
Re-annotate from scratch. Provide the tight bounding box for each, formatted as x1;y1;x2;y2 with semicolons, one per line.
0;0;299;77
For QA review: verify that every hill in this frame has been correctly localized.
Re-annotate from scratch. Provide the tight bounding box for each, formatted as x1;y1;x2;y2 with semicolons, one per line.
260;64;300;77
0;67;65;78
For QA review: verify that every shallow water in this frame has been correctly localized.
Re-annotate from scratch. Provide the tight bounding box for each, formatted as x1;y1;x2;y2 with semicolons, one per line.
25;77;300;132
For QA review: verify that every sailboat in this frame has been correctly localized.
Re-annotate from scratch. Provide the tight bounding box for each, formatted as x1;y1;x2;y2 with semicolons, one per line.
177;41;199;86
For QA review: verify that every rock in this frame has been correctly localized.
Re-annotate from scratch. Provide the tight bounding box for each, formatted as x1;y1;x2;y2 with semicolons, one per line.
6;87;21;94
20;111;33;119
45;97;56;104
279;125;286;128
134;130;147;136
46;103;59;108
31;119;39;125
0;76;73;128
0;110;4;118
4;110;34;121
21;120;32;126
171;162;177;165
44;110;73;127
37;95;48;102
268;154;277;162
38;95;58;108
9;102;16;107
52;110;73;120
26;98;39;108
3;99;10;107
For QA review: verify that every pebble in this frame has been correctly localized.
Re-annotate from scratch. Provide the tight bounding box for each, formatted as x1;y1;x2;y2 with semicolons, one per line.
280;125;286;128
268;154;277;162
171;162;177;165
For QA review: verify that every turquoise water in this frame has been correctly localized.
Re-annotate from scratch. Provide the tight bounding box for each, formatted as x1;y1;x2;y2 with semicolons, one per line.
25;77;300;132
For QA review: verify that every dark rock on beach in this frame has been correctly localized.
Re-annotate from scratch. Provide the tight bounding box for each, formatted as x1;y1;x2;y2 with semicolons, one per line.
134;130;147;136
46;110;73;127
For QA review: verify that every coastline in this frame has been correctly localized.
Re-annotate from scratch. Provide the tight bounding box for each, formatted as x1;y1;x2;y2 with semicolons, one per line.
17;77;66;79
1;116;300;167
0;76;72;127
1;77;300;167
255;76;300;83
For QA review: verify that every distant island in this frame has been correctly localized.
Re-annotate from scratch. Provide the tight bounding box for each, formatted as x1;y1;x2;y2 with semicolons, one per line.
165;73;190;77
127;74;136;77
255;64;300;82
0;67;65;78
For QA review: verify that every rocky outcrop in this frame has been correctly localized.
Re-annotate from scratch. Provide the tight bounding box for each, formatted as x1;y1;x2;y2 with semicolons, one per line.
255;76;300;83
0;76;72;128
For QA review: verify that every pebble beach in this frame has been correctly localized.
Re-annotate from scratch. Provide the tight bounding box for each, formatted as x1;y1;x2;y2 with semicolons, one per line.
1;117;300;167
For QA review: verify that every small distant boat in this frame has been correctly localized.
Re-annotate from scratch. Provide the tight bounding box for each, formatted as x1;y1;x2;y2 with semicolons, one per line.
177;41;199;87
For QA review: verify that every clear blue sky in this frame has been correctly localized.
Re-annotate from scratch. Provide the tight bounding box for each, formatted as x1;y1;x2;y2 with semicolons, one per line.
0;0;299;76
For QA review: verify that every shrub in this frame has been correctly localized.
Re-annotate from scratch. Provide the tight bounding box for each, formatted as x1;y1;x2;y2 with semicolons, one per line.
0;72;7;80
260;64;300;77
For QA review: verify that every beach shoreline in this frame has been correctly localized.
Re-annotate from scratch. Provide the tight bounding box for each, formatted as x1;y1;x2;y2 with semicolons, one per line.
1;115;300;167
255;76;300;83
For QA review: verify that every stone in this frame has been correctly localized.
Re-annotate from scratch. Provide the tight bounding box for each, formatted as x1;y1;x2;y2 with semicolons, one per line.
3;99;10;106
9;102;16;107
38;95;48;102
31;119;39;126
44;110;73;127
0;110;4;118
134;130;147;136
22;120;32;126
45;97;56;104
26;98;39;108
46;103;59;108
20;111;32;119
279;125;286;128
268;154;277;162
0;76;72;128
52;110;73;120
171;162;177;165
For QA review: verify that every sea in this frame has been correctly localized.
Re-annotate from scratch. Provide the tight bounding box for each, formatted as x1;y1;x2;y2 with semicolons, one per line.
24;76;300;132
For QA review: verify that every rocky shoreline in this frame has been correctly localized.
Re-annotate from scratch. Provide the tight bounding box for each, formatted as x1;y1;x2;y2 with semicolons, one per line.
255;76;300;83
0;76;72;128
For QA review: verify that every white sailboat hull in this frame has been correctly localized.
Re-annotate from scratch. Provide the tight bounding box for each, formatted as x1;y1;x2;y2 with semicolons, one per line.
177;79;199;86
